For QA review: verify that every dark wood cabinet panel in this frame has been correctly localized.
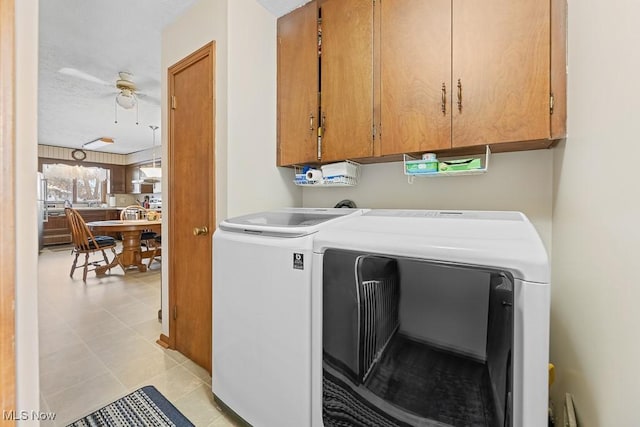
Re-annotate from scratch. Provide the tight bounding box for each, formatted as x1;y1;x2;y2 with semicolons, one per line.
319;0;374;162
380;0;452;155
277;0;567;163
110;165;126;194
42;209;120;246
277;1;318;166
451;0;551;148
276;0;374;166
42;215;71;246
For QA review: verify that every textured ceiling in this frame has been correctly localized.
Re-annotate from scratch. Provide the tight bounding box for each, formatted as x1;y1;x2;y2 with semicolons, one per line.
255;0;309;16
39;0;308;155
38;0;197;154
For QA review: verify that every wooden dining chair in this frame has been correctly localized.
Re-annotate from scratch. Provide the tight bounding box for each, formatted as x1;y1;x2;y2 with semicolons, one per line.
65;207;124;281
120;205;159;267
145;234;162;267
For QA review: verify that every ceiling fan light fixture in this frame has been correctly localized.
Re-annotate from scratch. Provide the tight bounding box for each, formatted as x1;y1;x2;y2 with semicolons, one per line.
140;167;162;180
116;89;137;109
83;137;114;150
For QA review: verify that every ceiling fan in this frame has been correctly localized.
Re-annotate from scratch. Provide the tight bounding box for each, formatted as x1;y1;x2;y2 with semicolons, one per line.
58;68;160;123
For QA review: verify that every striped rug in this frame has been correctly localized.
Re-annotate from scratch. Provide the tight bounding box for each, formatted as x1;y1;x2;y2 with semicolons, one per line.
67;386;194;427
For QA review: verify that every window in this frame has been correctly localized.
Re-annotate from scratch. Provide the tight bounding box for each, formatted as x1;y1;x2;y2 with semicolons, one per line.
42;163;109;203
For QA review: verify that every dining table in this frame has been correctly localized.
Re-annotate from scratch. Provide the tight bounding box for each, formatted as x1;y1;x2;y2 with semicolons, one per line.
87;219;162;273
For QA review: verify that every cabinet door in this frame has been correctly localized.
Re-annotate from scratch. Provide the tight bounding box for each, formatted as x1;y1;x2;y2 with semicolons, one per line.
452;0;550;147
320;0;374;162
277;1;318;166
380;0;452;156
110;165;126;193
125;165;136;194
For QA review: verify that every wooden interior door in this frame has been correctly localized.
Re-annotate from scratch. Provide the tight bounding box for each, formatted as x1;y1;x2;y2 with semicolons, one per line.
277;1;318;166
320;0;373;162
0;0;16;420
380;0;452;156
452;0;550;147
168;42;215;373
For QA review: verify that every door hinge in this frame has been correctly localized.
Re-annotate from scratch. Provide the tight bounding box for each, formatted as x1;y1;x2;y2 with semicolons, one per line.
173;305;177;320
317;112;325;160
372;124;376;139
171;95;177;110
550;93;555;115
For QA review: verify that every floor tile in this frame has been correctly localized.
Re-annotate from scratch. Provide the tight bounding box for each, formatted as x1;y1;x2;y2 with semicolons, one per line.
46;372;127;426
209;414;244;427
107;349;178;389
182;358;212;386
130;318;162;342
38;324;84;358
162;347;190;364
91;335;162;370
132;364;204;401
106;300;158;326
173;383;223;426
38;247;212;426
39;343;109;398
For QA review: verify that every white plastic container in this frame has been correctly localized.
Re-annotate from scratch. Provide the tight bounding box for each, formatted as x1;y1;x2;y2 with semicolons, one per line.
321;161;358;179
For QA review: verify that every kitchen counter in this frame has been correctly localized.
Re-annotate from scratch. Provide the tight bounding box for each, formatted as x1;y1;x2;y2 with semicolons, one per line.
43;208;122;245
47;207;125;214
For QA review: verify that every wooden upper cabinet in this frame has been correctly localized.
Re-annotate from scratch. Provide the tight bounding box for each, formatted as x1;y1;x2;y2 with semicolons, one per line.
380;0;452;156
110;165;126;193
452;0;551;148
276;0;566;164
277;1;318;167
319;0;374;162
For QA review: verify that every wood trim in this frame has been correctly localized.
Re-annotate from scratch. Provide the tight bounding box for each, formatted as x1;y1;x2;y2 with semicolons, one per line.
0;0;16;422
372;0;381;157
156;334;170;349
550;0;567;138
167;41;216;350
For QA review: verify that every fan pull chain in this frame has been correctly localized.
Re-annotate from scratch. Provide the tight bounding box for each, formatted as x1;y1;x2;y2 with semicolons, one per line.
114;98;118;124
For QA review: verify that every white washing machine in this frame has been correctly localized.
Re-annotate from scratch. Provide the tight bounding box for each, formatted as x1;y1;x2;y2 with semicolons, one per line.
212;208;366;427
311;210;550;427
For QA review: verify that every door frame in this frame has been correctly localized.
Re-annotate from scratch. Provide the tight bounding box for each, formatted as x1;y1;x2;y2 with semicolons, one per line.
0;0;17;420
166;42;216;350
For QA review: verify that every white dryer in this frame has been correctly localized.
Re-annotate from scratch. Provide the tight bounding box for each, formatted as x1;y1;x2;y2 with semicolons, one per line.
311;210;550;427
212;208;366;427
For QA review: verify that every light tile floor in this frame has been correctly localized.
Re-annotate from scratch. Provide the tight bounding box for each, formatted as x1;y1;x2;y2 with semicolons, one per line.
38;245;236;426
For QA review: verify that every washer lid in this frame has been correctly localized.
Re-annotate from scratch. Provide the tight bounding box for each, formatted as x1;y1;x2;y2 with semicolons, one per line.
314;209;549;283
219;208;362;237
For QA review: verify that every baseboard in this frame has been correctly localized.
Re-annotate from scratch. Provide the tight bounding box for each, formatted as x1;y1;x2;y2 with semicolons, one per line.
157;333;170;349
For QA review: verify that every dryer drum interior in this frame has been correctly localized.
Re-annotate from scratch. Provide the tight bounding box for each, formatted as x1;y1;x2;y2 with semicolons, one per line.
322;249;514;427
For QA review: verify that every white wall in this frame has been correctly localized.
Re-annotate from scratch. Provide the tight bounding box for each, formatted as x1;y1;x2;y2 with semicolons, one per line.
15;0;41;422
227;0;300;217
162;0;227;337
550;1;640;424
303;150;554;250
161;0;301;335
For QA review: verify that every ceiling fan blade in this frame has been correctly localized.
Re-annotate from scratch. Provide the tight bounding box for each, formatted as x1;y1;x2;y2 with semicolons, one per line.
136;92;160;105
58;67;110;86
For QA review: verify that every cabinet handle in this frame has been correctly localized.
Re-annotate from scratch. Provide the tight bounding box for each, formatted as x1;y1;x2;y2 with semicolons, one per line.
441;83;447;114
457;78;463;112
309;113;315;132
